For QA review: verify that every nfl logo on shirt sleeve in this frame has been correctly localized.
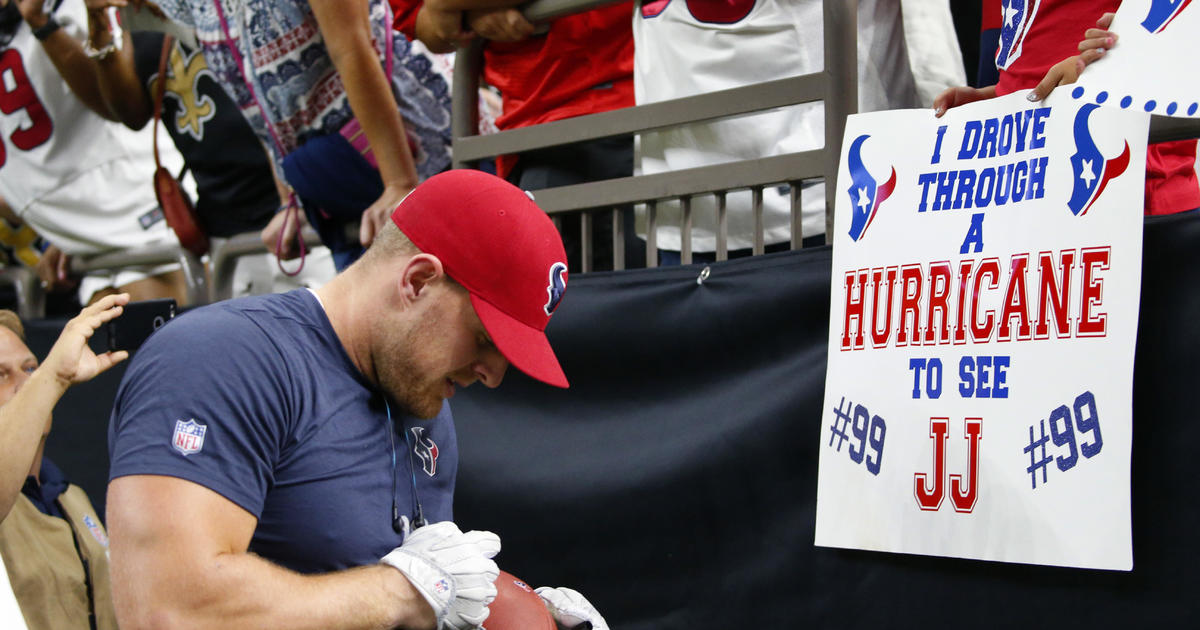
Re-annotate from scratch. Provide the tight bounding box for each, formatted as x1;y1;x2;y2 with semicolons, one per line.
172;419;208;456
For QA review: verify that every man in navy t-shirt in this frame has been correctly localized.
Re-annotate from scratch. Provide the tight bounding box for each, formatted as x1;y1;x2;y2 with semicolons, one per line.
106;170;608;630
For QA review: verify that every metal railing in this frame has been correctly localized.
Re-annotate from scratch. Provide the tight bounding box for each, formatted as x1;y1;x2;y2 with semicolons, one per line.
452;0;1200;270
70;243;208;305
0;229;323;318
451;0;858;269
1149;116;1200;144
6;1;1199;315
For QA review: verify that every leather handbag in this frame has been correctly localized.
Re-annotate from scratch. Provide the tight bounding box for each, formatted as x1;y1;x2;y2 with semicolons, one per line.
153;35;209;257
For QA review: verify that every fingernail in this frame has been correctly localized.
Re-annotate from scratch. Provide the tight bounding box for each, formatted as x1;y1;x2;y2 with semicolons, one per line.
1026;92;1039;102
1106;37;1114;47
934;106;944;116
1097;47;1105;55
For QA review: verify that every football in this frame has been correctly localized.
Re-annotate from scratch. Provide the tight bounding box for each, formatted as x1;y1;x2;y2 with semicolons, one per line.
483;570;556;630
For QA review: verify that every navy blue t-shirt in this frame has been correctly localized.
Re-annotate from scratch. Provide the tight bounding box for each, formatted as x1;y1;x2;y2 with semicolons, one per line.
108;290;457;573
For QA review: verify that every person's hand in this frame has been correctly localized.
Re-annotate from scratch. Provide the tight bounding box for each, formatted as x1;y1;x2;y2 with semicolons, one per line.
380;520;501;630
83;0;125;11
13;0;50;29
1027;12;1117;103
35;245;79;293
535;586;610;630
40;293;130;388
416;5;475;52
467;8;535;43
82;0;166;19
261;204;309;261
359;184;413;249
932;85;996;117
1081;12;1117;53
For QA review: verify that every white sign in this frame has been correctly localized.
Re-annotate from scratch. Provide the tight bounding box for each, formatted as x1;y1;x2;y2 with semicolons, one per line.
814;91;1149;571
1070;0;1200;118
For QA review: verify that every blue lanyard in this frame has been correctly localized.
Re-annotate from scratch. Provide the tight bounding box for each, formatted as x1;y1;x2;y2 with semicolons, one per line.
386;400;426;534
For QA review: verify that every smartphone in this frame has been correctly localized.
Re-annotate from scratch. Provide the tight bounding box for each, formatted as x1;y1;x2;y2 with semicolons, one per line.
106;298;177;353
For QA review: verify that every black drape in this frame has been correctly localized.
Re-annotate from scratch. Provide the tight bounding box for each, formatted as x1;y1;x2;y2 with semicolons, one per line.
37;212;1200;628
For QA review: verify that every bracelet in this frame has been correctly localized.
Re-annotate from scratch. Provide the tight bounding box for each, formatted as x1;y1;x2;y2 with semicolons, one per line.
84;41;118;61
84;6;124;60
31;17;60;41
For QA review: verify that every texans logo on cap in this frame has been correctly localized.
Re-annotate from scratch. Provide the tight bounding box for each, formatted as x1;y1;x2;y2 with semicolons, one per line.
544;262;567;316
845;134;896;242
995;0;1039;70
1141;0;1191;34
391;170;571;388
1067;103;1131;217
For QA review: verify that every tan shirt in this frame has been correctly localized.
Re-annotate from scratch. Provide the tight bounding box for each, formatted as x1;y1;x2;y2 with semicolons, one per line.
0;484;118;630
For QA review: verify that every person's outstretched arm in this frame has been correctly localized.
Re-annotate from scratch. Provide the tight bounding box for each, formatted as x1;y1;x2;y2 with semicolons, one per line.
1027;12;1118;102
0;294;129;522
13;0;121;121
310;0;420;249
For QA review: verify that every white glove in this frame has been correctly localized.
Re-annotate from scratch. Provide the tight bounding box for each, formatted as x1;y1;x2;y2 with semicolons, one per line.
381;521;501;630
535;586;610;630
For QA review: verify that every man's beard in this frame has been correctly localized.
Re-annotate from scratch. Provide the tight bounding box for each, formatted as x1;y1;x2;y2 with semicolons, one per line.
372;316;445;419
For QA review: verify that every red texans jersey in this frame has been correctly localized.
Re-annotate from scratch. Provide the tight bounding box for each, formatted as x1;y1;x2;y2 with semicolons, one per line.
993;0;1198;215
391;1;634;177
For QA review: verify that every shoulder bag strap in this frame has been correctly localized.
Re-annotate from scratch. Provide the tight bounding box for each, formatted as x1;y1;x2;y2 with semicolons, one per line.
153;34;174;173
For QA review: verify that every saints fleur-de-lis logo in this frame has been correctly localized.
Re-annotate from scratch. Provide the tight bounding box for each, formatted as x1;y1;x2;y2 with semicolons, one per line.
151;44;217;141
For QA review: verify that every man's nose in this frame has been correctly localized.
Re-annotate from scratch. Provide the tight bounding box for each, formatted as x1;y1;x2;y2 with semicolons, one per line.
474;348;509;388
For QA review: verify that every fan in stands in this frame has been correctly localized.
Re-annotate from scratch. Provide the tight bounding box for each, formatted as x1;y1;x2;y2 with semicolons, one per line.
484;570;556;630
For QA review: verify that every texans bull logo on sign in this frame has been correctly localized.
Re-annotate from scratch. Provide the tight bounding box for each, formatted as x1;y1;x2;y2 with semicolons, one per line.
1067;103;1131;217
996;0;1040;70
410;426;439;477
845;134;896;242
1141;0;1192;33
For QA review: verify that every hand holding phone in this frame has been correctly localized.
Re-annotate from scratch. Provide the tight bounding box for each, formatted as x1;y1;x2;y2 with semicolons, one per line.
106;298;176;352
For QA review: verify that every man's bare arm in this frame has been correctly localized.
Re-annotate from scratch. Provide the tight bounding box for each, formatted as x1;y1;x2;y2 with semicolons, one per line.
14;0;119;121
310;0;420;248
83;1;154;128
1;296;129;522
107;475;436;630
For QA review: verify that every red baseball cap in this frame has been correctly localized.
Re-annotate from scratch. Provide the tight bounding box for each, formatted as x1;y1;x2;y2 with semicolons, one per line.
391;170;570;388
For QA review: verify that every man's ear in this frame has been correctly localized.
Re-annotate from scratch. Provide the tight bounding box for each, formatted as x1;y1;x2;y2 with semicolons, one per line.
398;253;446;304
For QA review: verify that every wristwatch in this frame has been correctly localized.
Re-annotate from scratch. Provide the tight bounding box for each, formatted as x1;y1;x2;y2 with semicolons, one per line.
31;16;60;41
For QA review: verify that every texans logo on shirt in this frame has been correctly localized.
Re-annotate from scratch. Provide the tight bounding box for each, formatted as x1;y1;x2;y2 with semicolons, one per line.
1067;103;1131;217
995;0;1041;70
544;262;567;316
1141;0;1192;33
410;426;439;477
845;134;896;242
